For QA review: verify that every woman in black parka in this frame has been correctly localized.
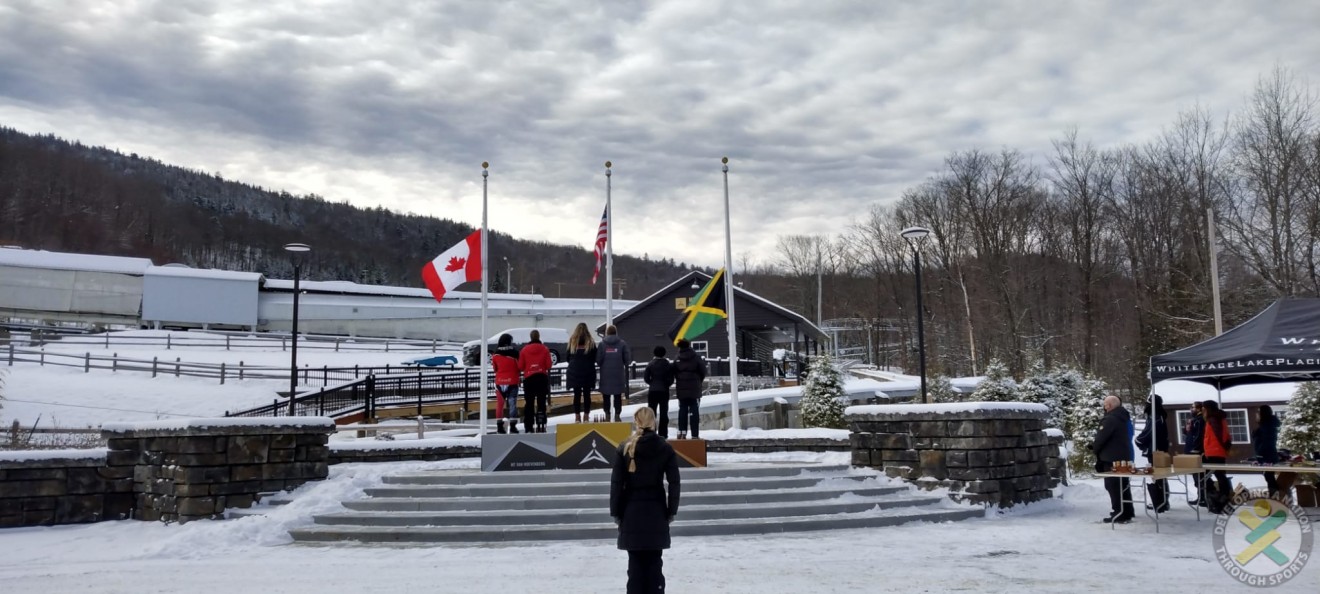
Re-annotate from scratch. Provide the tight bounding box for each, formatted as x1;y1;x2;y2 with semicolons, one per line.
565;322;598;422
610;406;680;594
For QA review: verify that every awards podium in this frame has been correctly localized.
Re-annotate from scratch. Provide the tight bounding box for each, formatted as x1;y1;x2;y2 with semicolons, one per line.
481;422;709;471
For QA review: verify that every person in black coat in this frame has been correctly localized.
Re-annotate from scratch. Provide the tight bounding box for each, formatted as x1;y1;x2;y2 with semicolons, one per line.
1183;401;1205;455
672;339;707;440
643;345;675;438
611;407;680;594
1134;395;1170;512
566;323;598;422
1253;405;1282;497
1092;395;1135;523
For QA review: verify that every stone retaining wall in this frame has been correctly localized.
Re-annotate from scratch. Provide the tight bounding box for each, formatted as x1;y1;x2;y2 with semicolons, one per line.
846;403;1060;508
0;450;132;528
103;419;334;523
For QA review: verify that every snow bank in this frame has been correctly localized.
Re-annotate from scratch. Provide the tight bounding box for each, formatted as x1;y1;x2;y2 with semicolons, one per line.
331;436;482;450
0;447;108;463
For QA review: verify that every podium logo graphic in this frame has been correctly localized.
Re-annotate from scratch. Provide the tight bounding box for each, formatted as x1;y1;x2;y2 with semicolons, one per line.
580;438;609;465
1213;491;1313;587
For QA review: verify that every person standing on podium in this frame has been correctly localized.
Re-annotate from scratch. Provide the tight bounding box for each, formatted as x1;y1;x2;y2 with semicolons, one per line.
673;338;707;440
597;325;632;422
644;345;675;438
519;329;553;433
566;323;598;423
491;334;522;434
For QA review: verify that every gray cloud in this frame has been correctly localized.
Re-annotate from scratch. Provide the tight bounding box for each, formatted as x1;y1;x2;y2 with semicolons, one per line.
1;0;1317;268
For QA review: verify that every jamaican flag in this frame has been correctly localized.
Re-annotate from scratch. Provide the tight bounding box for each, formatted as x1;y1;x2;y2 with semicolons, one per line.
666;269;729;345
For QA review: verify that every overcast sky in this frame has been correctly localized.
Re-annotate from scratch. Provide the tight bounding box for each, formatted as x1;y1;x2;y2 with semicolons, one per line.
1;1;1317;269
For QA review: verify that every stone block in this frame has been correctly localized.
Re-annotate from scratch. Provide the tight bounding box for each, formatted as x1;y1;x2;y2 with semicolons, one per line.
0;514;21;528
270;433;298;449
883;465;918;480
0;499;20;514
880;449;920;463
1014;447;1040;462
872;433;912;450
210;481;262;496
946;451;969;468
992;449;1018;466
919;450;947;479
145;479;175;496
174;483;211;497
97;466;133;481
106;450;140;467
178;437;227;454
992;420;1025;436
1023;431;1048;447
0;480;66;498
9;468;68;481
227;435;271;464
226;493;256;509
948;467;990;481
54;495;103;523
180;466;230;484
267;448;296;463
176;497;217;516
295;445;329;462
166;453;229;466
22;509;55;525
295;433;329;446
106;438;142;452
950;421;993;438
851;449;873;467
967;450;992;467
23;497;55;511
231;465;264;482
910;421;947;437
145;437;180;452
104;493;133;519
260;480;288;492
65;468;107;495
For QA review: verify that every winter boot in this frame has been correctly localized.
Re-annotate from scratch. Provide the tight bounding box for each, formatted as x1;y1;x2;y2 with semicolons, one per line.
614;413;622;423
509;419;519;434
574;413;582;423
497;419;506;434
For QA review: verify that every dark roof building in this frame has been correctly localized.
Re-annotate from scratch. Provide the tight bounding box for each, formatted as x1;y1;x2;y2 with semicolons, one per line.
601;270;828;366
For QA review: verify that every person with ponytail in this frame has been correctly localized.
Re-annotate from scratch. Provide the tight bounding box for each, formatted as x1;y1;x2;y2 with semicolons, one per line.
610;407;680;594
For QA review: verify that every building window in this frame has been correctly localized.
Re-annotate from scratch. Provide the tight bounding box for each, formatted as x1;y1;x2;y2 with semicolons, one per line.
1174;410;1192;445
691;341;709;356
1226;409;1250;444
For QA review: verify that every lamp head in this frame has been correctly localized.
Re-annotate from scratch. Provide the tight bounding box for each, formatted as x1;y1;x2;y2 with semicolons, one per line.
899;227;931;241
284;242;311;253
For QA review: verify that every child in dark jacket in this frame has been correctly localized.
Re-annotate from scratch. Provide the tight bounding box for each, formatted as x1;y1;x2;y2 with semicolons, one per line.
643;346;675;438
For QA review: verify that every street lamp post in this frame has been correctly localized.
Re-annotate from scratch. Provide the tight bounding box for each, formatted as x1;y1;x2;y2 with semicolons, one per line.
503;257;512;294
284;242;311;415
899;227;930;404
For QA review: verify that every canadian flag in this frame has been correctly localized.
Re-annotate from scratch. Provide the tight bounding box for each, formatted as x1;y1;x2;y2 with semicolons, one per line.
421;229;483;302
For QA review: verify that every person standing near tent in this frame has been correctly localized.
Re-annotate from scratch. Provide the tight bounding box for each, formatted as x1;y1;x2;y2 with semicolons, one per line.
597;325;632;423
610;406;680;594
673;338;707;440
1093;395;1135;523
1253;405;1282;498
644;345;675;438
491;334;521;434
1135;395;1170;513
1183;401;1205;455
1201;400;1234;513
566;323;598;423
519;329;553;433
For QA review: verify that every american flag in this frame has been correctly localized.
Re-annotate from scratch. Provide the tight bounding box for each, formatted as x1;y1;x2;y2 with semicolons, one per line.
591;205;609;284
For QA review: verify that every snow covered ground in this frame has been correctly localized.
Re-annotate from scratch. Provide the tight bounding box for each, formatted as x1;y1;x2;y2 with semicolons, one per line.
0;452;1313;592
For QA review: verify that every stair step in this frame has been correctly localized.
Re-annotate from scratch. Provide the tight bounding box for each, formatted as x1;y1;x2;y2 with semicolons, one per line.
313;495;944;526
290;506;984;543
344;485;908;512
364;474;870;498
381;464;851;485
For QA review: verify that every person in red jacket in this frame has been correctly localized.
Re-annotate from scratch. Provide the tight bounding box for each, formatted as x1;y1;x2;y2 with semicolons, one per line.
491;333;522;434
520;329;554;433
1201;400;1234;513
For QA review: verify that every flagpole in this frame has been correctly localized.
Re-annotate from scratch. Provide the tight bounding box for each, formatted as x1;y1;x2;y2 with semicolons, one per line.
605;161;614;329
479;162;490;435
722;157;740;431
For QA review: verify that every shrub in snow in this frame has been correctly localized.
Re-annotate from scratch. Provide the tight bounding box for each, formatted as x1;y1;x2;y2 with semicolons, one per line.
928;375;961;403
1064;374;1109;475
1018;362;1085;431
970;358;1018;402
1281;382;1320;483
800;354;846;429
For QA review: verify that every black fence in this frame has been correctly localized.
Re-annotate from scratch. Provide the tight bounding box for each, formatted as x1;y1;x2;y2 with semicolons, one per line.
226;358;772;419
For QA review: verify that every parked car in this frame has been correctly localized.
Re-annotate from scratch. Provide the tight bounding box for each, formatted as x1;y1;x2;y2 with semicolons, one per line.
462;327;570;367
401;354;459;367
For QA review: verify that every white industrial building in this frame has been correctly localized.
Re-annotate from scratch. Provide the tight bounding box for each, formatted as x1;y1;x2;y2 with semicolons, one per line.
0;248;632;341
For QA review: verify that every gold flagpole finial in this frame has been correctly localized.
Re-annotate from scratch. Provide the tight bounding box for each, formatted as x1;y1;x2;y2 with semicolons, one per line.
721;157;728;164
605;160;612;168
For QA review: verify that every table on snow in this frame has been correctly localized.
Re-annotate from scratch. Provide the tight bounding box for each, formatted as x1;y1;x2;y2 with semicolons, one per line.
1201;463;1320;503
1094;468;1202;532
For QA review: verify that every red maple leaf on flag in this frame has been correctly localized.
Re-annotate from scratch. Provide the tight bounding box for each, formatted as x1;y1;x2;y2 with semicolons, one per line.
445;256;466;272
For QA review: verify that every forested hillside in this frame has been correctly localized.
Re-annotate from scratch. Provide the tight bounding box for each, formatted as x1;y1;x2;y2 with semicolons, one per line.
0;127;693;297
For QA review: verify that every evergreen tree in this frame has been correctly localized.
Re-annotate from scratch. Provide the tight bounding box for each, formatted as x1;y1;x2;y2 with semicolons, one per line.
928;374;961;403
1019;362;1085;431
800;354;846;429
1065;374;1109;474
1281;382;1320;483
970;358;1018;402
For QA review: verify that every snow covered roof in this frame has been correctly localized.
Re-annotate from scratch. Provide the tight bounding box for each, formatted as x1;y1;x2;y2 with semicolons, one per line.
146;265;263;282
0;248;153;275
262;278;637;311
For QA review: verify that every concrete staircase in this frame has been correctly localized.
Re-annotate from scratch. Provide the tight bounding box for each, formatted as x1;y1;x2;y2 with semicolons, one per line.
287;464;983;544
